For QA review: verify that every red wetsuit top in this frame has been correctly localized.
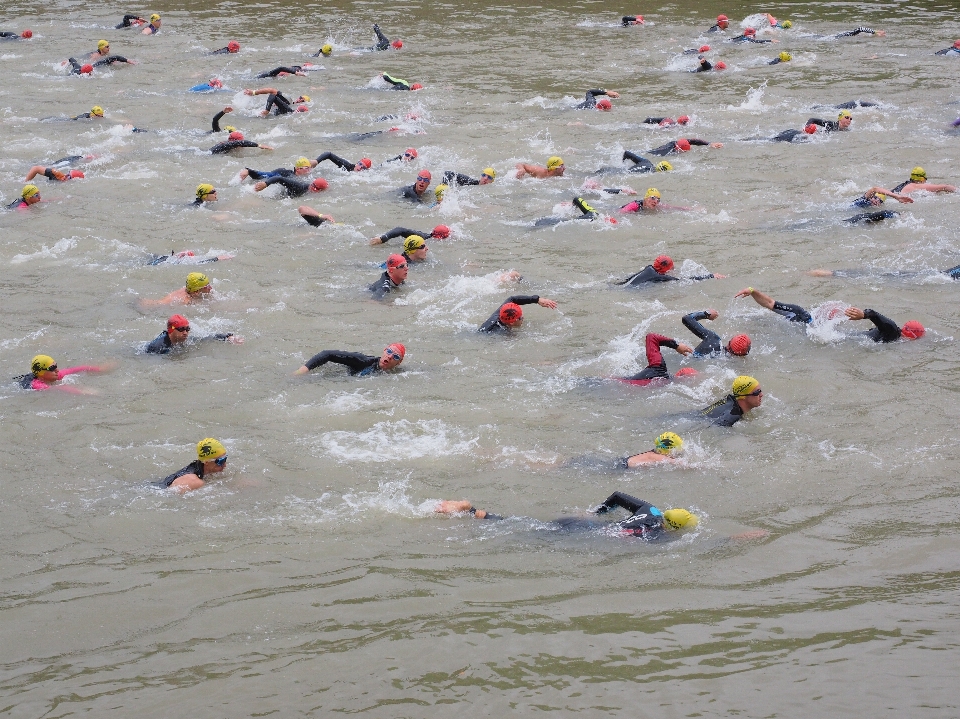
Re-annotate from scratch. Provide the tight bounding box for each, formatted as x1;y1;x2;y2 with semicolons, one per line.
615;333;678;385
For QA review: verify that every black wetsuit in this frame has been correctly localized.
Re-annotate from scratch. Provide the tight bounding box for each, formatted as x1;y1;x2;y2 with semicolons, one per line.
890;179;913;193
730;34;771;43
209;46;234;55
615;265;713;286
935;46;960;55
258;175;312;197
807;117;842;132
245;167;294;180
707;23;725;32
373;24;393;51
770;301;812;324
399;184;427;202
115;14;144;28
369;271;403;299
0;31;25;39
264;92;295;115
860;309;902;342
621;334;678;382
649;139;710;156
845;210;898;223
771;128;806;143
831;100;878;109
376;227;434;243
834;27;879;38
590;492;669;539
300;213;331;227
144;331;233;354
768;56;786;65
621;16;641;26
211;110;231;132
478;295;542;333
682;311;723;356
303;350;382;375
622;151;657;173
694;58;713;72
66;58;85;74
534;197;598;227
442;171;481;186
698;395;745;426
92;55;131;68
315;152;360;171
256;66;302;78
576;89;612;110
210;139;260;154
382;73;412;90
154;460;204;488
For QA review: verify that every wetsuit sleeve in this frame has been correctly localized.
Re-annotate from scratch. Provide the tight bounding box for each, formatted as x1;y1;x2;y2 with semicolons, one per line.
594;491;651;515
806;118;830;128
503;295;541;306
700;395;743;426
316;152;354;171
369;272;394;300
304;350;378;373
264;93;293;114
144;332;171;354
262;176;308;196
771;301;812;324
373;25;391;51
443;172;479;186
211;110;226;132
616;265;676;285
301;214;327;227
682;311;722;354
642;118;665;125
835;27;876;38
687;139;710;146
862;309;901;342
382;74;409;90
379;227;418;242
935;48;950;55
117;14;142;27
241;140;260;149
645;333;679;369
649;142;675;157
478;313;504;333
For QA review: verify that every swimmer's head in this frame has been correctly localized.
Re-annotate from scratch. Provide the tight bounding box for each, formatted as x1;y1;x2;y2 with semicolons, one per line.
295;157;311;169
714;61;726;70
546;156;564;171
804;123;818;134
227;40;240;52
222;125;236;133
31;354;57;376
207;77;222;88
838;109;853;120
954;39;960;49
717;14;729;28
727;334;751;356
80;64;93;74
150;14;160;23
744;27;756;36
838;110;853;129
870;192;886;206
167;314;189;331
675;138;691;152
355;158;372;171
434;183;449;201
480;167;496;184
677;115;690;125
196;183;216;200
596;98;612;111
901;320;925;340
652;254;673;274
91;105;104;117
415;170;432;185
228;130;244;141
185;272;210;294
21;184;40;199
663;508;699;530
97;40;109;51
298;94;311;103
381;343;405;369
732;375;760;397
673;367;699;379
403;235;427;257
321;43;333;55
655;161;673;172
296;104;309;113
386;342;405;360
21;29;32;38
499;302;523;326
410;83;423;90
69;170;84;179
654;431;683;455
910;166;926;182
432;224;451;239
699;45;710;52
782;20;793;28
392;39;403;49
197;438;226;462
778;51;792;62
404;148;419;160
645;187;662;199
310;178;328;192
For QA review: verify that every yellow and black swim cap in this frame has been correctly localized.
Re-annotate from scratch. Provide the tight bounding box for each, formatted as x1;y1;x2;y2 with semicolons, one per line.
197;438;226;461
150;13;160;22
403;235;427;253
645;187;661;199
31;354;56;375
97;40;109;51
482;167;496;179
195;183;215;199
655;161;673;172
546;156;563;170
186;272;210;293
838;109;853;120
910;166;926;182
321;43;333;55
663;508;699;530
294;157;311;168
778;51;792;62
732;375;760;397
91;105;104;117
435;183;449;200
22;184;40;199
654;431;683;455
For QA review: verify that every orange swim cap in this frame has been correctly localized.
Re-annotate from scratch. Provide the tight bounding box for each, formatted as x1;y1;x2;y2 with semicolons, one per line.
674;367;699;378
359;158;372;169
386;342;406;359
699;44;710;52
677;115;690;124
804;124;817;134
432;224;450;239
653;255;674;274
596;98;612;110
676;138;691;152
901;321;925;339
22;29;32;38
386;254;406;269
80;63;93;74
228;130;244;141
499;303;523;326
69;170;85;179
392;39;403;49
311;178;328;192
167;313;189;329
411;83;423;90
227;40;240;52
715;61;726;70
727;334;751;356
745;27;756;36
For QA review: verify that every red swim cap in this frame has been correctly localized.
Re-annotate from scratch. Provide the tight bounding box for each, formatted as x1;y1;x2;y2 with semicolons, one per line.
499;302;523;326
432;224;450;239
411;83;423;90
228;130;244;141
359;158;372;169
715;61;726;70
311;178;328;192
392;39;403;49
677;115;690;124
21;29;32;38
417;169;432;180
699;45;710;52
69;170;85;179
717;14;728;22
676;138;691;152
405;147;418;158
804;123;817;134
901;320;925;339
727;334;751;356
209;78;223;88
955;39;960;49
386;254;406;269
228;40;240;52
80;64;93;74
653;255;674;274
296;104;309;112
167;314;188;329
386;342;406;359
596;98;612;110
658;117;675;126
674;367;699;378
745;27;756;36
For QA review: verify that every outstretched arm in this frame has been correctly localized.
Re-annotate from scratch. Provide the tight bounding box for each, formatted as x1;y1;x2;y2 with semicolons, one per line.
735;287;775;310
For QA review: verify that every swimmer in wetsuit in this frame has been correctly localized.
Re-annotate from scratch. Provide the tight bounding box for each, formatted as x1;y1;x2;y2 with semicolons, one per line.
369;255;409;299
643;115;691;126
478;295;558;333
13;354;113;395
729;27;772;43
256;65;307;78
621;15;644;26
242;88;310;116
140;272;215;307
708;14;730;32
209;41;240;54
682;310;751;356
844;185;913;222
648;138;723;156
615;333;693;386
210;131;274;154
115;14;145;28
618;187;693;213
313;43;333;57
842;307;925;342
146;250;233;265
0;29;32;39
369;224;451;245
192;184;218;206
698;375;763;426
295;343;405;375
400;170;432;202
209;107;235;132
935;39;960;55
143;314;242;354
806;109;853;133
832;27;885;38
252;176;328;197
575;88;620;110
442;168;495;186
6;184;42;210
533;196;602;227
734;286;812;323
66;58;94;75
615;255;724;285
155;438;228;493
809;264;960;281
315;152;372;172
240;156;313;181
381;73;422;90
604;153;673;175
372;24;403;51
24;166;84;182
297;206;335;226
768;51;792;65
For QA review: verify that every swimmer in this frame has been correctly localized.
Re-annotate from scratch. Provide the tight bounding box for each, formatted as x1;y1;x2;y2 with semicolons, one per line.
767;14;792;29
210;131;274;154
841;308;925;343
826;100;879;109
613;153;673;174
832;27;885;38
621;15;644;26
478;295;558;333
618;188;692;213
698;375;763;426
115;14;146;28
154;438;228;493
209;106;234;132
400;170;432;202
372;24;403;51
708;14;730;32
86;39;112;60
313;43;333;58
615;255;725;285
190;78;226;93
144;314;243;354
253;176;328;197
890;167;956;195
386;148;419;163
369;255;408;299
242;88;311;116
432;184;449;205
140;272;215;306
616;432;685;467
683;45;711;55
768;51;792;65
575;88;620;110
66;58;94;75
209;40;240;54
614;332;693;386
297;206;335;226
399;235;429;263
643;115;690;126
693;55;714;72
442;168;495;186
146;250;233;266
14;354;113;394
0;29;33;39
91;54;135;68
142;14;161;34
369;224;451;245
381;73;422;90
806;109;853;133
734;287;811;323
935;39;960;55
61;105;105;121
516;156;565;179
844;210;900;224
295;343;405;375
6;184;42;210
239;156;313;181
192;184;218;206
648;138;723;156
729;28;772;43
682;310;751;356
534;196;602;226
808;265;960;281
314;152;372;172
851;186;913;208
24;166;84;182
256;64;308;78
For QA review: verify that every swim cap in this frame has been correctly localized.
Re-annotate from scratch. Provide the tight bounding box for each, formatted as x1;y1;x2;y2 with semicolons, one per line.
21;184;39;198
417;169;432;180
645;187;662;199
434;183;449;201
295;157;311;168
410;83;423;90
359;158;372;169
901;320;925;339
186;272;210;293
715;61;726;70
432;224;450;239
386;342;406;359
804;123;818;134
779;51;792;62
197;438;226;462
310;178;328;192
838;109;852;119
699;45;710;52
654;431;683;455
97;40;109;50
717;14;728;22
167;313;188;329
228;40;240;52
228;130;244;141
91;105;104;117
655;161;673;172
222;125;236;133
910;166;926;182
386;254;406;269
663;508;699;530
674;367;699;378
299;94;311;103
744;27;756;36
677;115;690;125
21;29;32;38
209;78;223;88
403;235;427;253
782;20;793;28
482;167;496;178
954;39;960;49
727;334;751;356
196;183;215;199
296;104;309;113
69;170;85;179
732;375;760;397
546;156;564;170
80;64;93;74
596;98;612;110
675;138;691;152
31;355;56;375
499;302;523;326
321;43;333;55
652;254;673;273
150;14;160;22
405;148;419;158
392;39;403;49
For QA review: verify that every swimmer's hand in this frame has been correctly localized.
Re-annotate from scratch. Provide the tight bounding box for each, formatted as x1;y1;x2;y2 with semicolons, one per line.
844;307;866;321
619;187;638;195
226;335;245;344
94;360;120;373
606;91;621;98
369;237;385;245
876;30;886;36
710;142;724;148
712;273;728;279
538;298;558;309
253;181;267;191
704;309;719;320
676;343;694;356
243;89;254;95
733;288;755;299
259;144;274;150
294;365;310;375
223;106;233;113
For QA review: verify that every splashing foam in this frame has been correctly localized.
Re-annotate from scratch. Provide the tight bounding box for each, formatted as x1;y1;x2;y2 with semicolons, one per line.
729;81;767;113
316;419;479;462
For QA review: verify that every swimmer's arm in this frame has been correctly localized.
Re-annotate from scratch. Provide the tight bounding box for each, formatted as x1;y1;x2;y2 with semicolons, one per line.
865;187;913;204
682;310;718;341
659;202;693;211
593;491;648;515
503;295;542;307
211;107;232;132
58;364;110;378
244;87;278;96
734;287;775;310
371;227;417;244
860;309;902;342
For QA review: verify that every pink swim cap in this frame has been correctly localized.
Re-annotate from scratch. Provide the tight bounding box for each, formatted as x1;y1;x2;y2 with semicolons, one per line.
699;45;710;52
653;255;674;273
227;40;240;52
359;158;372;169
674;367;699;378
69;170;85;179
432;224;450;239
411;83;423;90
727;334;751;356
677;115;690;124
804;124;817;134
21;29;32;38
675;138;691;152
311;178;328;192
596;98;612;110
901;321;925;339
228;130;244;141
745;27;756;36
715;61;726;70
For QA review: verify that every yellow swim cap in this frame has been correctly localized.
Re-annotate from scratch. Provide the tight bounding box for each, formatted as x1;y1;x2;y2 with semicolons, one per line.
779;51;791;62
22;184;39;198
403;235;426;253
663;508;699;530
435;183;449;200
654;431;683;455
31;354;56;375
645;187;661;199
838;109;853;119
186;272;210;293
482;167;496;179
97;40;109;50
222;125;236;133
782;20;792;28
321;43;333;55
300;94;311;103
732;375;760;397
546;156;563;170
91;105;104;117
150;14;160;22
655;161;673;172
910;166;926;181
195;183;215;199
197;438;226;461
294;157;311;168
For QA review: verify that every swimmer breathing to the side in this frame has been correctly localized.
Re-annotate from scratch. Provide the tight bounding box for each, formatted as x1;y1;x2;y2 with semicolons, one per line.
252;176;328;197
239;157;314;181
372;24;403;51
141;14;161;34
115;14;145;28
648;138;723;156
935;39;960;55
6;184;42;210
575;88;620;110
154;438;228;494
369;224;451;245
381;73;422;91
682;310;751;357
14;354;114;394
621;15;644;26
0;29;33;39
478;295;559;333
210;131;274;154
143;314;243;354
256;64;310;78
729;27;773;43
889;167;956;195
442;168;495;186
140;272;215;307
615;255;725;285
294;343;405;376
24;166;84;182
708;14;730;32
209;41;240;54
314;152;373;172
618;187;692;213
192;184;218;206
698;375;763;426
516;156;565;179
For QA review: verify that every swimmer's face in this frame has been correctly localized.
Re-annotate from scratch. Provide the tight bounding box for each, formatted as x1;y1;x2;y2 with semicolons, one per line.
294;166;310;176
24;193;41;206
643;196;660;210
409;246;428;261
201;190;217;202
742;387;763;409
379;347;403;370
718;19;729;29
388;261;408;283
168;324;191;344
551;164;565;176
204;455;227;474
869;195;884;206
37;368;60;382
414;176;431;192
479;174;494;185
189;285;213;297
839;116;852;130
